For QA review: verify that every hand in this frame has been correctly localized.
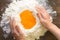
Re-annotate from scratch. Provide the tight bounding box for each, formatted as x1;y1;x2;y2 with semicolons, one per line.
10;18;24;40
36;6;51;28
36;6;60;40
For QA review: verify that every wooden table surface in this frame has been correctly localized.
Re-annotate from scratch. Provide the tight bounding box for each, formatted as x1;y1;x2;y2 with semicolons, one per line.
0;0;60;40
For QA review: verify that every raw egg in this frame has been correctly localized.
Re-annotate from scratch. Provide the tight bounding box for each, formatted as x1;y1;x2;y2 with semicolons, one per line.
20;10;36;29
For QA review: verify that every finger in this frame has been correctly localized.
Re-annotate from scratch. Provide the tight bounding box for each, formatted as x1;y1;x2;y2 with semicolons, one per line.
10;17;17;33
13;25;24;38
13;29;19;37
12;18;17;28
36;6;47;24
40;7;50;19
36;6;41;14
36;5;50;19
15;25;24;35
38;12;44;21
37;12;44;23
37;6;51;22
10;17;13;27
15;26;20;33
9;17;21;37
36;6;45;20
36;6;46;19
10;17;14;31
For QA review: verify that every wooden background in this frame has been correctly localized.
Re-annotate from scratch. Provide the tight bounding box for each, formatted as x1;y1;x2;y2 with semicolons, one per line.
0;0;60;40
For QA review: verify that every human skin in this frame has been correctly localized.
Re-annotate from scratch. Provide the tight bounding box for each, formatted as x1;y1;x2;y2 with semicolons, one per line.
36;6;60;40
10;18;24;40
10;6;60;40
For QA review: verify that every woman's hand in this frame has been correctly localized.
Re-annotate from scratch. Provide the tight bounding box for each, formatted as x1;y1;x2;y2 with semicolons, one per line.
10;18;24;40
36;6;51;28
36;6;60;40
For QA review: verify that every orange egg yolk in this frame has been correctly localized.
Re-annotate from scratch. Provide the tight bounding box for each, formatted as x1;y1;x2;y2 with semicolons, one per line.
20;10;36;29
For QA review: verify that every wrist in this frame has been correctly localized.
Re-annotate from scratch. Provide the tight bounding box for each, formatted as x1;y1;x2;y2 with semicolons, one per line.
46;22;60;40
42;20;52;29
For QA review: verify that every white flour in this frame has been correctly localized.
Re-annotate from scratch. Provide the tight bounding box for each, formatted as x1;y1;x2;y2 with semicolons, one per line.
0;0;56;40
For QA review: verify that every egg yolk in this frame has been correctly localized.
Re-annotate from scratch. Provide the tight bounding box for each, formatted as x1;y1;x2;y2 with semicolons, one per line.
20;10;36;29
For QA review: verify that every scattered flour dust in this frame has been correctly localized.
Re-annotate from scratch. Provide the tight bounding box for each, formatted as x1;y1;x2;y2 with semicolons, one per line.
0;0;56;40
